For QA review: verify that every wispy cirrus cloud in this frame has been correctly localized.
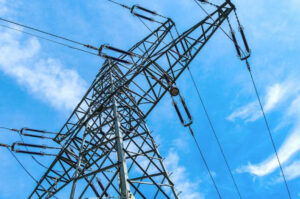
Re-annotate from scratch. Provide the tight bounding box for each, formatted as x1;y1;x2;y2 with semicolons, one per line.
281;160;300;181
236;94;300;179
227;83;285;122
237;125;300;176
227;79;300;122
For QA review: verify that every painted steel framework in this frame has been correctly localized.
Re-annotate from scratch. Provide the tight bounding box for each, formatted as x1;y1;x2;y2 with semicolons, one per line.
28;1;235;198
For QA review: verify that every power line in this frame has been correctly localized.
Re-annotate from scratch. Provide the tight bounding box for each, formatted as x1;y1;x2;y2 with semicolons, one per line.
0;126;63;172
190;130;223;199
245;61;292;199
17;132;63;172
0;126;9;130
6;147;59;199
193;1;293;197
187;67;243;199
107;0;130;10
17;133;49;170
0;23;99;57
0;17;85;46
7;147;39;183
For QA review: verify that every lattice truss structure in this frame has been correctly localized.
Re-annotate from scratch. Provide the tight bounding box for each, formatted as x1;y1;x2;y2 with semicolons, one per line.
28;1;235;198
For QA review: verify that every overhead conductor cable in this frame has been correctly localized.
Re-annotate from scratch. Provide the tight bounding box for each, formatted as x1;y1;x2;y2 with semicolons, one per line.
193;1;292;198
4;146;59;199
0;17;135;64
0;126;63;170
187;66;242;199
245;60;293;199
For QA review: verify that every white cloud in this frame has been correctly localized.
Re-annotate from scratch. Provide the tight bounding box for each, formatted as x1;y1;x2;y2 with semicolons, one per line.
226;101;258;122
238;128;300;176
264;84;285;112
237;95;300;178
227;83;285;122
283;160;300;181
0;25;86;110
287;95;300;119
165;149;204;199
227;80;300;122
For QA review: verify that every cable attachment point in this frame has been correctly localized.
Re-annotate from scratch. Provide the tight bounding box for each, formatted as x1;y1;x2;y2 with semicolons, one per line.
84;44;98;51
245;59;251;72
230;30;242;58
188;126;194;136
163;74;179;96
239;26;250;54
163;75;193;127
0;143;10;148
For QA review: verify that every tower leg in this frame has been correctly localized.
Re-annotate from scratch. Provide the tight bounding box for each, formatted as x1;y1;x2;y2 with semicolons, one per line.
110;70;131;199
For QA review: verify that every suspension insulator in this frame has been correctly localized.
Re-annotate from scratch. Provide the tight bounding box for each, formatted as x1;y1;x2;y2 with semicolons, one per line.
13;149;50;156
239;26;250;54
89;182;100;198
135;5;157;15
20;128;57;135
133;13;154;22
180;96;192;121
13;142;46;149
130;5;155;22
173;100;185;125
98;45;133;64
21;133;53;140
104;45;134;56
101;54;132;65
13;142;60;150
231;31;241;58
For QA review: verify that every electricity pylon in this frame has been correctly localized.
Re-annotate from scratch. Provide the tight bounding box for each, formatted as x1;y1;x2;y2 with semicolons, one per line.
29;1;235;198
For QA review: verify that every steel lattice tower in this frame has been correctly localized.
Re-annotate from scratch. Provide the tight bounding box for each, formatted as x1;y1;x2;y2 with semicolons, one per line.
28;1;235;198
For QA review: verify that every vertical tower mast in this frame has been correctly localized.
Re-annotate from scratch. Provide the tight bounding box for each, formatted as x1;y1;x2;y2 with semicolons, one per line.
110;69;131;198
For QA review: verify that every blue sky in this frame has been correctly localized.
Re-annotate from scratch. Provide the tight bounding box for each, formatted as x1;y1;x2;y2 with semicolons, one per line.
0;0;299;198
